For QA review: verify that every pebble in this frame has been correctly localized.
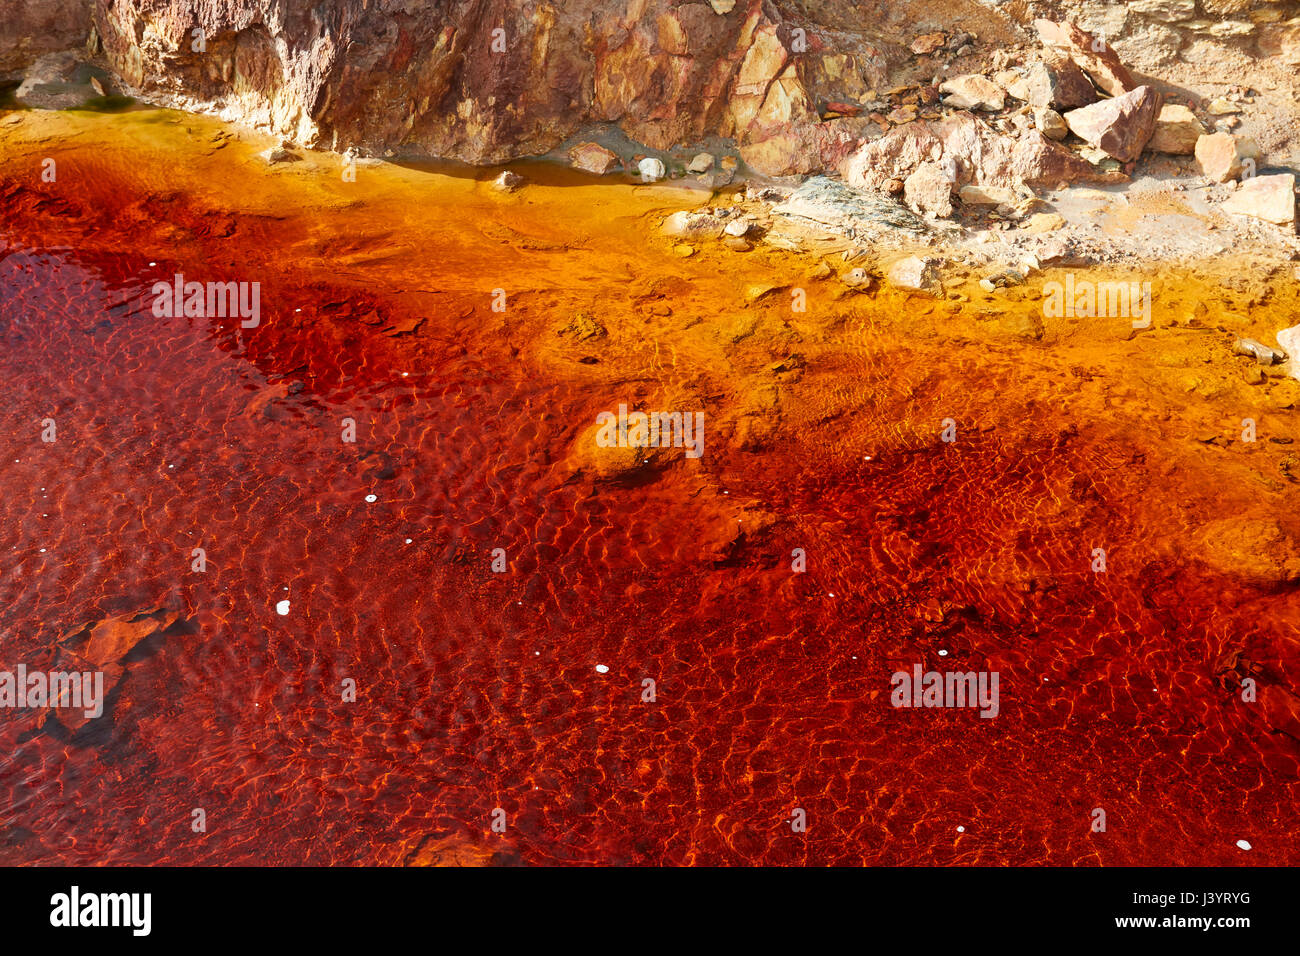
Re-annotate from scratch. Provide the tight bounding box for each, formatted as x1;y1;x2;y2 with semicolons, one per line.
843;267;872;289
275;600;290;616
365;494;377;502
1236;839;1252;851
595;664;610;674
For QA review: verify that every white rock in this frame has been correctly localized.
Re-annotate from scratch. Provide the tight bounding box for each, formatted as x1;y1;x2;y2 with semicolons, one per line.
723;219;751;237
1277;323;1300;381
1236;839;1252;851
887;254;944;293
939;74;1006;111
638;157;667;182
595;664;610;674
275;600;290;616
1222;173;1296;227
660;210;725;239
492;170;524;192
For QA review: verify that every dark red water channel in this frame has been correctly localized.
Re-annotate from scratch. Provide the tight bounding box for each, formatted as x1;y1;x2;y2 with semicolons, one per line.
2;131;1299;865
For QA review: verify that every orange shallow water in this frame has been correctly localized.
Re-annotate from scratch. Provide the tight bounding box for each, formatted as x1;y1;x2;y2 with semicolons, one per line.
1;109;1299;865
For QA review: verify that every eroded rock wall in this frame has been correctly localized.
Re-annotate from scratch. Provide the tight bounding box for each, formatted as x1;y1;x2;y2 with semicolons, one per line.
1;0;92;78
80;0;1011;166
4;1;1298;172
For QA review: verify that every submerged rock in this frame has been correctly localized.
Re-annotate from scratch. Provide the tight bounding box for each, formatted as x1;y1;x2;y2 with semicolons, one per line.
556;310;607;341
887;254;943;293
1233;338;1286;365
1199;517;1300;587
492;170;524;192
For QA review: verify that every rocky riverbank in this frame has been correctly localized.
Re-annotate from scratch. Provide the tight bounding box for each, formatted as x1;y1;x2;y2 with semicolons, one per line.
5;4;1299;279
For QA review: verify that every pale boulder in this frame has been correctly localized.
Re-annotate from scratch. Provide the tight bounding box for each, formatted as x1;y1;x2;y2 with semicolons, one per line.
1222;173;1296;228
1147;104;1205;154
1062;86;1162;163
569;142;621;175
1278;323;1300;382
939;74;1006;111
1034;19;1136;97
903;160;957;218
887;255;944;293
1194;132;1260;182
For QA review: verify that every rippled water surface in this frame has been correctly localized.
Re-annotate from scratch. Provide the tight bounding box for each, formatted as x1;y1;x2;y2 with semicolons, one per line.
1;110;1299;865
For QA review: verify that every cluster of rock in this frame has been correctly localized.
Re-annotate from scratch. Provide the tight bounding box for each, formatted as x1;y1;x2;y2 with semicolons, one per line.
838;18;1296;233
3;2;1297;212
565;141;738;188
4;0;900;171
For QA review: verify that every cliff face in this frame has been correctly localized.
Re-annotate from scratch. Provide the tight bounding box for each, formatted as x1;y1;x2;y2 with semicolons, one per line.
5;1;1300;174
78;0;1020;169
0;0;91;76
